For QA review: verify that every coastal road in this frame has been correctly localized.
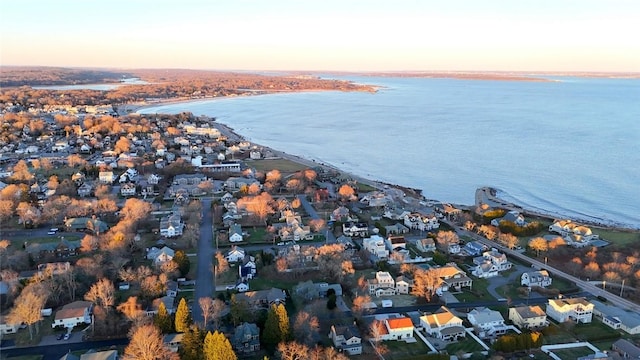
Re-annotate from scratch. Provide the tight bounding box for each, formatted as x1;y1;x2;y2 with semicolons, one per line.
455;226;640;312
192;198;215;325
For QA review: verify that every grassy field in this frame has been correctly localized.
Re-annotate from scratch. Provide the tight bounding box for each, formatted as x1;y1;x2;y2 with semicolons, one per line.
591;228;640;246
249;277;298;291
551;346;594;360
385;338;432;360
445;337;486;354
542;323;577;345
571;320;621;342
245;159;309;173
5;316;58;346
455;278;494;302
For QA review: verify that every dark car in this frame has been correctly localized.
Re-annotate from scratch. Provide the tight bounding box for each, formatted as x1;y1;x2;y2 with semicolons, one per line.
56;333;64;340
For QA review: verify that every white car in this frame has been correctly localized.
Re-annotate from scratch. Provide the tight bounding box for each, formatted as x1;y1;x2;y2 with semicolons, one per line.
277;242;285;246
47;231;57;235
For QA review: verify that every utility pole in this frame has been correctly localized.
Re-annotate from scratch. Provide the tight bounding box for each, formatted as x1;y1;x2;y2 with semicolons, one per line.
620;279;625;298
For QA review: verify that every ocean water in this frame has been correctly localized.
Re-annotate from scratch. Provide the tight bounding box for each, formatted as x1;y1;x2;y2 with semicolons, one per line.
140;76;640;228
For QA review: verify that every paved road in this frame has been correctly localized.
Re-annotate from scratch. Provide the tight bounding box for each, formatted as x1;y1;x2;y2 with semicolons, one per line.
456;226;640;312
297;194;336;243
192;198;215;325
485;263;532;300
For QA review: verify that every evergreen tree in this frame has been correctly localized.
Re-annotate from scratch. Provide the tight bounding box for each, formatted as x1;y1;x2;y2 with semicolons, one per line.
173;250;191;277
230;294;249;326
154;302;174;333
263;303;290;348
179;326;206;360
203;331;237;360
174;298;192;333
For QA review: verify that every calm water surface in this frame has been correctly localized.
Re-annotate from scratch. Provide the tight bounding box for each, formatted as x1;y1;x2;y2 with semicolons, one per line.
141;76;640;228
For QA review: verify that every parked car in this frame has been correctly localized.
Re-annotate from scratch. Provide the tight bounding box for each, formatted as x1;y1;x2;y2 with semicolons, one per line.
47;231;57;235
56;333;64;340
63;333;70;340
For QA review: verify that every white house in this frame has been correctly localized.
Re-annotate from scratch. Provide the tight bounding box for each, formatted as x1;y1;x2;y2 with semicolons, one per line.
546;297;594;324
98;171;115;184
467;307;509;338
508;305;547;330
0;316;19;335
328;325;362;355
120;183;137;197
416;238;436;253
382;316;414;341
52;301;93;329
146;246;175;266
420;306;466;341
368;271;396;297
160;214;184;238
592;300;640;334
395;276;413;295
404;212;439;231
226;246;246;263
549;220;599;241
362;235;389;259
229;224;243;243
521;270;552;288
342;222;369;237
491;210;526;227
239;255;257;280
385;235;406;251
472;250;512;278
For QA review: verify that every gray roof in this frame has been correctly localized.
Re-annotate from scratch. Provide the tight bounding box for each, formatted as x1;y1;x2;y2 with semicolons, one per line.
592;300;640;330
468;307;505;325
612;339;640;358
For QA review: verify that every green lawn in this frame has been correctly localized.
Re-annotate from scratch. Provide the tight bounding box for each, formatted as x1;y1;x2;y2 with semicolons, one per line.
5;315;56;346
249;277;298;291
5;356;43;360
541;323;577;345
551;346;594;360
244;159;308;173
571;320;621;342
445;337;486;354
591;228;640;246
455;278;494;302
385;339;432;360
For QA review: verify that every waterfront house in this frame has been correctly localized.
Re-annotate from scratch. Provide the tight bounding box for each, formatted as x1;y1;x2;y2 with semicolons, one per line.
521;270;552;288
547;297;594;324
403;212;440;231
508;305;547;329
328;324;362;355
52;301;93;329
420;306;466;341
491;210;527;227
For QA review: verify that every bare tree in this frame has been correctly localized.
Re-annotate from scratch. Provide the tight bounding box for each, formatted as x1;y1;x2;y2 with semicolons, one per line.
123;324;178;360
117;296;145;324
498;232;519;249
411;268;443;302
369;320;389;356
214;252;229;279
85;278;116;312
198;297;224;328
351;295;372;319
277;341;310;360
293;311;320;346
8;287;47;340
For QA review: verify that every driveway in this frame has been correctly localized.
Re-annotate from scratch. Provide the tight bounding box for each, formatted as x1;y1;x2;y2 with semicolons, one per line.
297;195;336;243
485;263;530;300
192;198;215;325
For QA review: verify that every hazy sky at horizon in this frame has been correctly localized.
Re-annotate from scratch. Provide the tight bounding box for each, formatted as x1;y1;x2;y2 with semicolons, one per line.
2;0;639;72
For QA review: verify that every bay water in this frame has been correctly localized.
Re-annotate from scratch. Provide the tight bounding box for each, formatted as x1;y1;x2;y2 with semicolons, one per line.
140;76;640;229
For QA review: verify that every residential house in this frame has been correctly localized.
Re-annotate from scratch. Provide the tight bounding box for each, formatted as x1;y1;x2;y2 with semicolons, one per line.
77;182;93;197
0;316;19;335
147;174;161;185
163;333;184;353
224;177;260;191
64;217;108;234
362;235;390;259
120;183;136;197
98;171;115;184
508;305;547;329
315;283;343;297
226;246;246;263
27;240;80;260
549;220;598;241
37;262;71;276
383;208;411;221
592;300;640;334
146;246;175;266
464;241;487;256
384;223;410;235
328;325;362;355
382;316;414;341
436;263;473;294
79;350;118;360
611;339;640;359
395;276;413;295
159;213;184;237
521;270;552;288
420;306;466;341
342;222;369;237
72;172;86;185
416;238;436;253
467;307;509;338
232;322;261;355
229;224;243;243
221;192;234;202
166;281;178;297
234;288;286;309
52;301;93;329
404;212;439;231
331;206;353;222
173;173;208;186
235;282;249;292
147;296;176;315
385;235;406;251
368;271;397;297
491;210;527;227
472;250;512;278
239;255;257;281
546;297;594;324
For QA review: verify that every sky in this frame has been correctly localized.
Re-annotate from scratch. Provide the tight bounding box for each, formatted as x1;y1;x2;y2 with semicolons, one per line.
1;0;639;72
